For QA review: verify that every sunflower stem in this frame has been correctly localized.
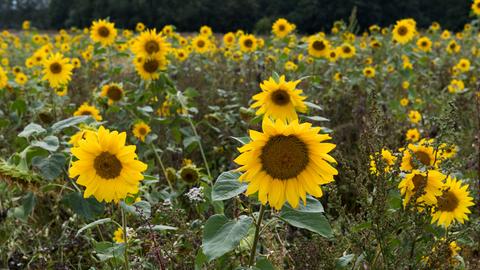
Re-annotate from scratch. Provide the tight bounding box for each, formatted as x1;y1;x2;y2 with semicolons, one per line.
121;207;130;270
248;204;266;267
150;143;174;192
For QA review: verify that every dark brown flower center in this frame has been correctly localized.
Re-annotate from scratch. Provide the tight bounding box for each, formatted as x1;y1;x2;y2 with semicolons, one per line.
260;135;309;180
181;167;198;183
343;46;351;53
50;62;62;74
145;40;160;54
450;43;456;49
421;41;428;47
244;38;253;48
81;110;92;116
197;40;205;48
415;150;431;166
437;190;459;212
143;59;159;73
98;26;110;37
271;89;291;106
107;86;123;101
312;40;325;51
139;127;147;135
397;26;408;36
412;174;427;193
279;24;286;31
94;152;122;179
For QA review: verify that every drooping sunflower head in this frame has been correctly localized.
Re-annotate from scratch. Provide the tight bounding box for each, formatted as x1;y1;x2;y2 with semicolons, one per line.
272;18;294;38
431;177;474;227
398;169;445;207
90;19;117;46
132;29;170;59
42;53;74;88
179;165;200;184
239;34;258;53
101;83;124;104
69;126;148;203
251;75;307;123
73;102;103;121
308;36;330;58
392;19;416;44
234;119;337;210
132;122;151;142
134;54;167;81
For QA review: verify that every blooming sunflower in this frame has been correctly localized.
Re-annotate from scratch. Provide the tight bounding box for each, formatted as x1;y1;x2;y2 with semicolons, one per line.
0;66;7;89
431;177;474;227
363;66;375;78
239;34;257;53
406;128;420;142
131;29;170;59
446;40;460;54
472;0;480;15
90;19;117;46
392;19;416;44
398;169;445;207
272;18;293;38
223;32;236;47
234;119;337;210
400;142;438;171
42;53;73;88
200;25;213;37
192;35;211;54
134;54;166;81
448;79;465;93
307;36;330;58
15;73;27;85
369;148;397;175
101;83;124;104
339;43;356;58
74;102;103;121
132;122;151;142
408;110;422;124
113;227;125;243
69;126;148;203
251;75;307;123
416;37;432;52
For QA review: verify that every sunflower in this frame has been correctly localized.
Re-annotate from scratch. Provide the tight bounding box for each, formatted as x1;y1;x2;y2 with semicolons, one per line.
392;19;416;44
239;34;257;53
42;53;73;88
223;32;236;47
398;169;445;207
0;66;7;89
406;128;420;142
131;29;170;59
234;119;337;210
69;126;148;203
113;227;125;243
446;40;460;54
307;36;330;58
400;142;438;171
472;0;480;15
179;164;200;184
175;49;188;62
136;22;145;32
200;25;213;37
55;86;68;96
339;43;355;58
369;148;397;175
251;75;307;123
192;35;211;54
15;73;27;85
134;54;166;81
162;25;174;36
416;37;432;52
455;59;470;72
101;83;124;104
73;102;103;121
71;58;81;68
431;177;474;227
408;110;422;124
363;66;375;78
327;49;339;62
284;61;297;71
132;122;151;142
90;19;117;46
272;18;293;38
448;79;464;93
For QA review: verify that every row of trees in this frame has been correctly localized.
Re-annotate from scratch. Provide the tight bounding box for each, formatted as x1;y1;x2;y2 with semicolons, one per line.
0;0;474;33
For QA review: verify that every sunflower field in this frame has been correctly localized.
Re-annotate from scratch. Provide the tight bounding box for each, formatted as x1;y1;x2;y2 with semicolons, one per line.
1;3;480;270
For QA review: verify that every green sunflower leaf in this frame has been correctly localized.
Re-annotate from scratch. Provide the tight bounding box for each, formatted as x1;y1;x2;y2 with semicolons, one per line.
212;171;247;201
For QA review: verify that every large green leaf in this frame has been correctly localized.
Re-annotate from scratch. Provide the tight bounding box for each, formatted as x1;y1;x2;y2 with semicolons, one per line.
18;123;46;138
76;218;112;237
202;214;253;261
212;171;247;201
279;197;332;238
94;241;125;262
50;116;90;132
62;192;104;220
32;153;66;180
31;135;59;152
120;200;151;218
